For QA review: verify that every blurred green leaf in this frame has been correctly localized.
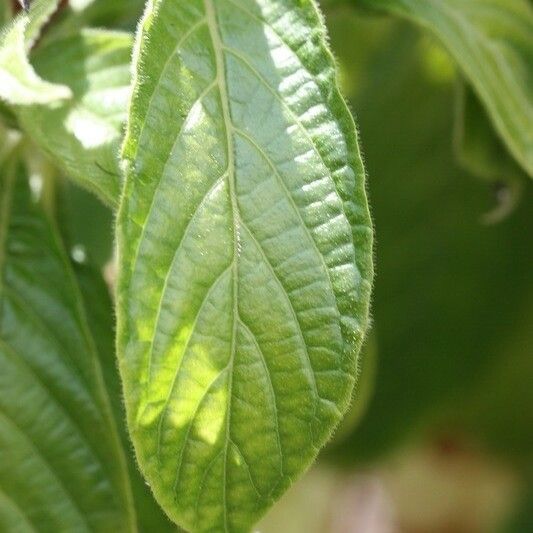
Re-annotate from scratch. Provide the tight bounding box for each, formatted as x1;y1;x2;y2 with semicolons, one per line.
0;0;71;105
17;29;132;206
41;0;145;42
454;83;527;185
353;0;533;176
69;0;145;28
0;153;136;530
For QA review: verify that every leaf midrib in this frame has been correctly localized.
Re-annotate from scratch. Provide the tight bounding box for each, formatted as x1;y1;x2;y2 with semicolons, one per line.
198;3;329;528
203;2;237;530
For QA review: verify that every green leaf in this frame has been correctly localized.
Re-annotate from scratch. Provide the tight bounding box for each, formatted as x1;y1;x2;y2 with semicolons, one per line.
18;29;132;206
0;0;71;106
355;0;533;176
58;180;115;269
117;0;373;531
70;0;145;28
0;154;136;530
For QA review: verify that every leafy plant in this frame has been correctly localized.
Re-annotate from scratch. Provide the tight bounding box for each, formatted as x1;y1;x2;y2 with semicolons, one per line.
0;0;530;532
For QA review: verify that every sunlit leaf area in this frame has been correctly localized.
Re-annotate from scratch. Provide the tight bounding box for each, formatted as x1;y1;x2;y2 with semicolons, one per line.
0;0;531;532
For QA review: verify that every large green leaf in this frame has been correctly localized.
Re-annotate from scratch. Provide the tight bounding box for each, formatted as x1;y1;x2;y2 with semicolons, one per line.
0;0;71;105
354;0;533;176
17;29;132;206
117;0;373;530
0;152;136;529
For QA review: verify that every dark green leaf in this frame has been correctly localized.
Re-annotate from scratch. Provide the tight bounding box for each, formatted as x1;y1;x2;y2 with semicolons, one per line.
58;181;115;269
0;150;136;530
39;0;145;43
453;82;527;223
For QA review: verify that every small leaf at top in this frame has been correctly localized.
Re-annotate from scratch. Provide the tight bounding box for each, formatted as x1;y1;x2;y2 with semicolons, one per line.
117;0;373;531
355;0;533;176
0;0;71;106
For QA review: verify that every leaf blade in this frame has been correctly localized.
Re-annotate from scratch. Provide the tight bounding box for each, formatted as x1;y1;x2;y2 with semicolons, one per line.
0;150;136;531
118;0;372;531
355;0;533;176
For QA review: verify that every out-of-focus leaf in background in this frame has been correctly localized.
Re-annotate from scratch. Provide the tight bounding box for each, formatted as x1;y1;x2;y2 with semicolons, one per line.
41;0;146;41
350;0;533;176
17;29;132;206
454;83;528;186
454;82;527;224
